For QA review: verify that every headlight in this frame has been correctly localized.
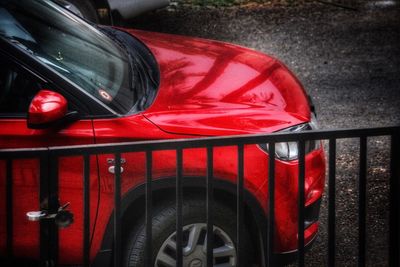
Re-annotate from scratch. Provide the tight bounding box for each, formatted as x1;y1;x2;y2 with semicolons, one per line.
259;114;320;161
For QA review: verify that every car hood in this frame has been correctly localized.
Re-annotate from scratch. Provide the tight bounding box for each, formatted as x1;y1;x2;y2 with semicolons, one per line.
127;29;311;136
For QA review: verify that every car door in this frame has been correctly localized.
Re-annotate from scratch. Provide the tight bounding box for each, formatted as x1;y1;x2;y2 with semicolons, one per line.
0;54;99;264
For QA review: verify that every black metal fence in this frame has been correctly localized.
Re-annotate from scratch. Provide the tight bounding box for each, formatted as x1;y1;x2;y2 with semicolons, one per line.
1;126;399;267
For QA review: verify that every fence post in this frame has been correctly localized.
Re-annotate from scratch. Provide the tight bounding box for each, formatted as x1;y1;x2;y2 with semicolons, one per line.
237;145;244;267
358;137;367;267
206;146;214;267
144;151;153;267
39;152;59;267
6;159;13;259
328;139;336;267
390;133;400;267
298;141;306;267
267;143;275;267
113;153;122;267
176;149;183;267
83;154;90;267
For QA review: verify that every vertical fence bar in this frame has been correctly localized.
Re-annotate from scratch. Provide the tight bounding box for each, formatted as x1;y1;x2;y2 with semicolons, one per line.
39;154;49;266
237;145;244;267
114;153;122;266
83;155;90;267
113;153;122;267
52;169;59;267
44;153;60;267
298;140;306;267
145;151;153;267
267;143;275;266
328;139;336;267
6;159;13;259
389;134;400;267
37;154;60;266
176;149;183;267
358;137;367;267
206;146;214;267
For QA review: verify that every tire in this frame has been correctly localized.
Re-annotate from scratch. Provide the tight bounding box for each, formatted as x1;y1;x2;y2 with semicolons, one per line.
124;198;254;267
57;0;98;22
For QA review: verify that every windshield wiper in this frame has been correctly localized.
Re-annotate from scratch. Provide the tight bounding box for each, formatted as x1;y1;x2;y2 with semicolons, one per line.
97;26;145;114
97;26;136;89
97;26;159;112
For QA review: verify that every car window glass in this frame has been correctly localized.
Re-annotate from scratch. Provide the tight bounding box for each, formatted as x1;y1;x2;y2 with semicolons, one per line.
0;0;134;114
0;59;42;115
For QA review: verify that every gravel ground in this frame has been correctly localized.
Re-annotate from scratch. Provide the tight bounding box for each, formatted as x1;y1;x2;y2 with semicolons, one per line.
127;1;400;266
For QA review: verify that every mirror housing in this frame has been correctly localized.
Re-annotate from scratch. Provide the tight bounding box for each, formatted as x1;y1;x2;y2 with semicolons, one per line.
28;90;68;129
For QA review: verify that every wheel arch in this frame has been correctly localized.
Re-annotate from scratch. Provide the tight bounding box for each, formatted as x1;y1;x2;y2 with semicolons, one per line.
92;177;267;267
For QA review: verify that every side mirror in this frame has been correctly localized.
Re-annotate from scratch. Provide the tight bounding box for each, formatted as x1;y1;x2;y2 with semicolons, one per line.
28;90;69;129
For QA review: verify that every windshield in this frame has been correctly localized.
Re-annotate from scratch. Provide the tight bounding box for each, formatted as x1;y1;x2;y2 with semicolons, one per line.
0;0;134;114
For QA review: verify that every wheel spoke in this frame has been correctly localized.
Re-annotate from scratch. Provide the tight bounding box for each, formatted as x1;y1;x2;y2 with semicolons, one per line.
156;251;176;267
214;244;235;258
166;239;176;251
184;224;204;255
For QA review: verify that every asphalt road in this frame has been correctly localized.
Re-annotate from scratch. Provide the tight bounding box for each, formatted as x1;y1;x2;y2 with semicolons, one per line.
129;1;400;266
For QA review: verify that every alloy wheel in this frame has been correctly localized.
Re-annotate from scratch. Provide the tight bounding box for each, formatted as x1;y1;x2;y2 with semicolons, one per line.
155;223;237;267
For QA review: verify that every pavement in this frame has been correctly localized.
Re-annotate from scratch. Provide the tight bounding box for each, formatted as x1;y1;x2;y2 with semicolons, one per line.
129;1;400;266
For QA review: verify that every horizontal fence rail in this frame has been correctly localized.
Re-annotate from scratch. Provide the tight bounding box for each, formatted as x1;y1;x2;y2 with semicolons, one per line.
2;127;399;157
0;126;399;267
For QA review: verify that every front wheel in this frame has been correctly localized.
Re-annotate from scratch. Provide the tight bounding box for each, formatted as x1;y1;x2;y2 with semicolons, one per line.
124;198;254;267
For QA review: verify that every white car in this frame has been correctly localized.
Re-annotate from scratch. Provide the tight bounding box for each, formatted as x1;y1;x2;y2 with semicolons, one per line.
55;0;170;22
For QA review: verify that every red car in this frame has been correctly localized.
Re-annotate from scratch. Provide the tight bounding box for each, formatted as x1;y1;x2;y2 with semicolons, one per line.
0;0;325;266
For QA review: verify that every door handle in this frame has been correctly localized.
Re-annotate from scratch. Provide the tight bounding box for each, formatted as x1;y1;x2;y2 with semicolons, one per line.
106;158;126;165
26;202;74;228
108;165;124;174
107;158;125;174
